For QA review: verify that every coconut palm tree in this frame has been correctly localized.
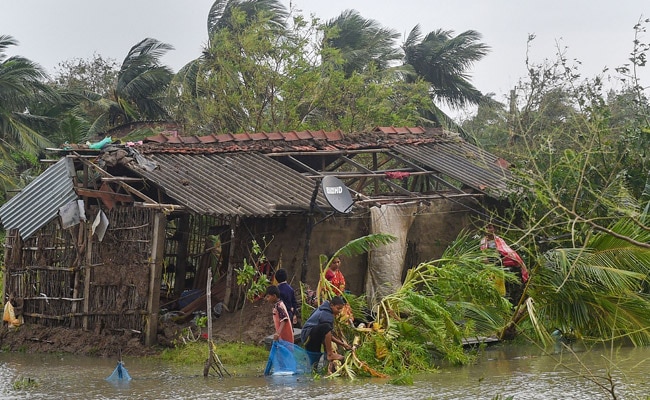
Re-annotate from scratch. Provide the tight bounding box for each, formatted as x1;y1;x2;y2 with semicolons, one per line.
402;26;489;108
318;13;487;138
323;9;402;77
0;35;57;150
206;0;288;35
114;38;174;123
87;38;174;134
522;216;650;347
169;0;299;133
0;35;60;190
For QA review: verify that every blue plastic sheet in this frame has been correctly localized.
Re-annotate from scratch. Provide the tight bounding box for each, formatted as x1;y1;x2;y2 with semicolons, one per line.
106;361;132;381
264;340;314;376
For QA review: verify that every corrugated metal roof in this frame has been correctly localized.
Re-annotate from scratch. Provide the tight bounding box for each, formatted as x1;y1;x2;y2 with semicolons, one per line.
130;126;512;198
392;140;513;196
129;152;328;217
0;158;78;239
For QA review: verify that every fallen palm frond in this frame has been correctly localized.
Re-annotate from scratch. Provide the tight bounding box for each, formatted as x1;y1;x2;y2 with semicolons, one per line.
323;232;513;378
327;346;389;379
526;217;650;346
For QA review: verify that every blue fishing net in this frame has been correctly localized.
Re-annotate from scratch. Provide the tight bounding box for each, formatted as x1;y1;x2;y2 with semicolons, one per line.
264;339;316;375
106;361;132;381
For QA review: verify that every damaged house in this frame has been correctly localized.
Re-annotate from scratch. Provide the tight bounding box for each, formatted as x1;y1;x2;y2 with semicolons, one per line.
0;126;514;345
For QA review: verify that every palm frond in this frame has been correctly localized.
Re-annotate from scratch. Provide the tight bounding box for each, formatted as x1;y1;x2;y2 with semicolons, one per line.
331;233;396;261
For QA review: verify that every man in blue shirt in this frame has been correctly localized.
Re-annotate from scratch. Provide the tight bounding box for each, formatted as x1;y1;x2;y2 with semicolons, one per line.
275;269;299;325
300;296;350;368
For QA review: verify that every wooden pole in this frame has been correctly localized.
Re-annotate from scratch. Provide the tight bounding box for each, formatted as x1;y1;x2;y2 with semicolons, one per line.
145;211;166;346
173;214;191;297
206;268;213;343
0;232;8;307
82;221;92;331
203;268;230;377
223;216;239;309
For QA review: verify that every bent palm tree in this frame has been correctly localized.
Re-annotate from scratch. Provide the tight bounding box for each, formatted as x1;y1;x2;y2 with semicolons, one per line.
113;38;174;123
87;38;174;134
323;9;402;77
0;35;59;189
169;0;289;131
0;35;57;151
403;26;489;108
523;216;650;346
207;0;287;35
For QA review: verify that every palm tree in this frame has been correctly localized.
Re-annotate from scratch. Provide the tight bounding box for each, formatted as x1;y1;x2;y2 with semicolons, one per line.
87;38;174;134
323;9;402;77
0;35;59;190
317;13;487;138
403;26;489;108
206;0;287;35
114;38;174;123
522;216;650;346
0;35;57;150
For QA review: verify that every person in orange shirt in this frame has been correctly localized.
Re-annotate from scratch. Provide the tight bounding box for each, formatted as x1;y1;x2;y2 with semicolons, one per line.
264;285;294;343
325;256;346;295
323;255;355;326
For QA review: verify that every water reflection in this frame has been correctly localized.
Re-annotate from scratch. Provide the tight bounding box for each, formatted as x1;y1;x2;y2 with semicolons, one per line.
1;344;649;399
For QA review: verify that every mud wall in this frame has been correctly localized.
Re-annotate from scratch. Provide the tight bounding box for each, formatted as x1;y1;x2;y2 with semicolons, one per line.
249;197;477;296
238;214;369;295
405;198;476;268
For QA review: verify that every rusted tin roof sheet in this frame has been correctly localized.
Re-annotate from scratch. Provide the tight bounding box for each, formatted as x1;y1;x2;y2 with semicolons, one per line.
0;158;78;239
129;152;327;217
392;140;513;196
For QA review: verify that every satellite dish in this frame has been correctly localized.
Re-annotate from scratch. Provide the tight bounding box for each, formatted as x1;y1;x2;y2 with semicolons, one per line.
321;176;354;214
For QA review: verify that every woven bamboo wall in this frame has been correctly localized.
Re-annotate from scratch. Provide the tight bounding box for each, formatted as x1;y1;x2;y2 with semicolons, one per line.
3;206;156;334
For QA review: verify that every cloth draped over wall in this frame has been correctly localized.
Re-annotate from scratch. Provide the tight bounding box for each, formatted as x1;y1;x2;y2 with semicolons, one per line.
366;202;418;306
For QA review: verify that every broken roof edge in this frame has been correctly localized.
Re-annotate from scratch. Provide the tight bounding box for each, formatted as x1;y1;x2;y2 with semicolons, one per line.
134;126;455;156
0;158;78;239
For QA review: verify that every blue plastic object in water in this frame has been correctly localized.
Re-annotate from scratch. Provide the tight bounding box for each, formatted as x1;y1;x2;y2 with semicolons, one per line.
106;361;132;381
264;339;314;376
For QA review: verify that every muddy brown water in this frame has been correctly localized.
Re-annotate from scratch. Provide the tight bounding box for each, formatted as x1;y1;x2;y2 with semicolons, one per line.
1;344;649;399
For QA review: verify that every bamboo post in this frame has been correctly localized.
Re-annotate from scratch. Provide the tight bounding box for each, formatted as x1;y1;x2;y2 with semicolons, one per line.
0;229;13;305
223;216;239;309
145;211;166;346
82;222;92;330
203;268;230;378
206;268;213;344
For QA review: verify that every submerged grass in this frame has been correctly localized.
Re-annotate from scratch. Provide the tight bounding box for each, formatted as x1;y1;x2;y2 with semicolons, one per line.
157;341;268;367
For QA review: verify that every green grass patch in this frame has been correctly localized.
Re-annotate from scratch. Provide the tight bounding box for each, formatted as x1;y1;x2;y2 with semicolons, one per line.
12;377;39;390
157;341;268;366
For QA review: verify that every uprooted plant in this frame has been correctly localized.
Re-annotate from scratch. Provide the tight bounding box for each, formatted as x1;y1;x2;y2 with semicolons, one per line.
323;232;513;379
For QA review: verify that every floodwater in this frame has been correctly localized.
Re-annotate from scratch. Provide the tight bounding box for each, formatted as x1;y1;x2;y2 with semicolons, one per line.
1;343;649;400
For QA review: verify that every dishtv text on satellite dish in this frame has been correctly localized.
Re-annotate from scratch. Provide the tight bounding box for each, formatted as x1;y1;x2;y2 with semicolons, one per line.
326;186;343;194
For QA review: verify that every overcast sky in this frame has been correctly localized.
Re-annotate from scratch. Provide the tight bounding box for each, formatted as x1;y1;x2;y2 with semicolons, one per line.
3;0;649;117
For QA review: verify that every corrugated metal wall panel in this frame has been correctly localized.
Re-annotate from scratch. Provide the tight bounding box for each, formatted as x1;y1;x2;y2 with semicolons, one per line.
132;152;326;217
0;158;78;238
